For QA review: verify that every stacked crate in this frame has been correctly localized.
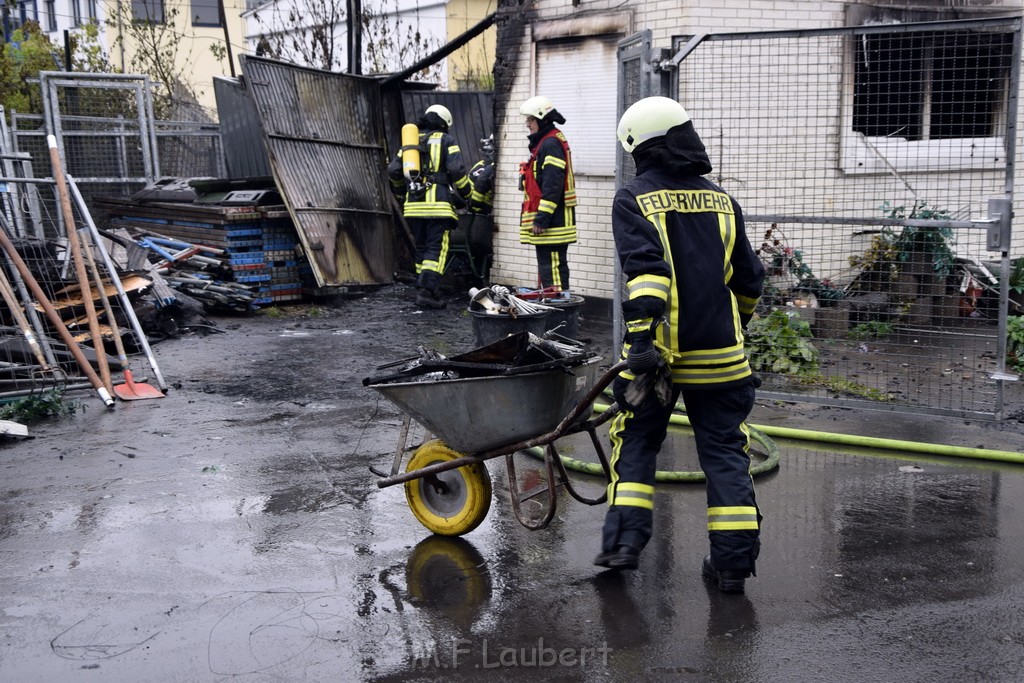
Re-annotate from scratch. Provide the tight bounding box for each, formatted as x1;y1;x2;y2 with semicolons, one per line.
260;210;310;303
100;199;310;306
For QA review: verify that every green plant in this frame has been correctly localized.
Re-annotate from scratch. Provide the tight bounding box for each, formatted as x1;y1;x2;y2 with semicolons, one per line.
745;310;819;375
0;391;78;423
855;201;956;279
1008;258;1024;296
261;306;283;318
796;375;893;402
848;321;893;340
1008;315;1024;373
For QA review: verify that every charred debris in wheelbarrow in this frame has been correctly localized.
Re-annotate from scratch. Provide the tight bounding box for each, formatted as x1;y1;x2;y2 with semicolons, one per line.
362;331;596;386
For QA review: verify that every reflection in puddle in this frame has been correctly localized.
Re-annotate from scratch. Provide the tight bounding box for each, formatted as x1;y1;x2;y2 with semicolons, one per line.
406;536;492;630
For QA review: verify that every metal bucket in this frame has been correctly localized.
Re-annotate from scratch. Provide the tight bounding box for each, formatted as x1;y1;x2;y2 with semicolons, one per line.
369;355;601;453
470;309;551;348
543;295;585;340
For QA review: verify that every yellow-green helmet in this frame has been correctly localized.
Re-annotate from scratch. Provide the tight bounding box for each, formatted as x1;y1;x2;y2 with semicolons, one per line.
617;96;691;153
519;95;555;120
425;104;453;128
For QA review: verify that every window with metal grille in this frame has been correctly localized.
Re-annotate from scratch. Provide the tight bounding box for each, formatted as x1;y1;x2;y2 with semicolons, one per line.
853;30;1013;141
132;0;164;23
192;0;221;26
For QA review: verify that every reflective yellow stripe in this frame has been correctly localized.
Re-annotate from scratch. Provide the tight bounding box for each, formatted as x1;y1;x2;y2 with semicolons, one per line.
538;199;557;214
708;506;758;531
734;293;758;315
626;318;654;333
672;344;746;365
611;482;655;509
627;275;671;302
543;156;566;169
550;251;562;289
671;364;751;384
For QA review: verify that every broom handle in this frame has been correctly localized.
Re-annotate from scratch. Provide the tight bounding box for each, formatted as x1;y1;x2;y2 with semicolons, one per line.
80;229;132;372
67;174;168;391
0;265;50;369
48;136;113;394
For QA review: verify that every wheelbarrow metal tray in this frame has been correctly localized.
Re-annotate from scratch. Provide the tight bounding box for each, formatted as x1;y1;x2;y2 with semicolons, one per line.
369;355;601;454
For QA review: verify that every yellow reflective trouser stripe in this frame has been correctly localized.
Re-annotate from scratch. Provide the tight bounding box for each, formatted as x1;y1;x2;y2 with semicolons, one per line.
707;506;758;531
609;482;655;509
550;251;562;289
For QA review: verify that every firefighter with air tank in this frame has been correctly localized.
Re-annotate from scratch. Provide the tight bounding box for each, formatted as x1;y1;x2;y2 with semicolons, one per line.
388;104;473;309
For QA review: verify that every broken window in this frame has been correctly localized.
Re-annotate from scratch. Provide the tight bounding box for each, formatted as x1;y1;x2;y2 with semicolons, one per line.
853;29;1013;141
841;10;1016;175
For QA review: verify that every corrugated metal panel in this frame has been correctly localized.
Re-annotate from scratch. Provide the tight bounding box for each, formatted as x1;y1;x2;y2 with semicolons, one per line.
399;91;495;168
239;56;397;287
213;76;272;179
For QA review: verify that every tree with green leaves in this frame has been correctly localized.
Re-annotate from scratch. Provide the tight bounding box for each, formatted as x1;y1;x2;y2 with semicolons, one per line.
0;20;116;120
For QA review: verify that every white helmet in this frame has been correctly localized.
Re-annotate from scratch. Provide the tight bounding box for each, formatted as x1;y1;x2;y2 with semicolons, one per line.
616;96;691;153
519;95;555;120
425;104;453;128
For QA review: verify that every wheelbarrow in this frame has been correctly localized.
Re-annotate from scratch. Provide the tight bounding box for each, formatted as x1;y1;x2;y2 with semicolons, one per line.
364;332;626;536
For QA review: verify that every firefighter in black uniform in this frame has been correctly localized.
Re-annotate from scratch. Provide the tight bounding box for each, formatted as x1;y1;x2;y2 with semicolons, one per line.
468;134;496;215
518;96;577;291
594;97;766;595
388;104;473;309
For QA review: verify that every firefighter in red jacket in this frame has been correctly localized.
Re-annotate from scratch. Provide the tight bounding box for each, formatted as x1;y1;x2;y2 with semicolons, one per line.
387;104;473;309
595;97;765;596
518;96;577;291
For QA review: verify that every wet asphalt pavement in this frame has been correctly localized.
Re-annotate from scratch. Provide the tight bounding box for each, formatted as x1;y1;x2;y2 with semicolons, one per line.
2;283;1024;682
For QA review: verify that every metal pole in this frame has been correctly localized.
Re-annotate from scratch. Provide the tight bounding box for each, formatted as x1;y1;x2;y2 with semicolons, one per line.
217;0;236;78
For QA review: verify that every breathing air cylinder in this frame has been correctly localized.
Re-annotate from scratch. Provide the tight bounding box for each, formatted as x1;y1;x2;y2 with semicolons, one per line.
401;123;421;185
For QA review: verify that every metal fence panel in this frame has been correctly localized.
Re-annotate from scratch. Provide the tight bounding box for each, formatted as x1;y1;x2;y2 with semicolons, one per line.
655;17;1020;418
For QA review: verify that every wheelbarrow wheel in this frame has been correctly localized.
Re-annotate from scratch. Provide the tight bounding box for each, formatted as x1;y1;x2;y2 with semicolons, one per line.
404;440;491;536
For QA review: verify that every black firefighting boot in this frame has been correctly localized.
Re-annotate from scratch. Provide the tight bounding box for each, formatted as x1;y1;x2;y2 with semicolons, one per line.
702;554;749;594
415;288;446;309
593;545;640;571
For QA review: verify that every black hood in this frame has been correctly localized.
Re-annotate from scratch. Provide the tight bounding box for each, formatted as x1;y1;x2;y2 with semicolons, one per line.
417;112;448;133
632;120;712;177
527;119;560;151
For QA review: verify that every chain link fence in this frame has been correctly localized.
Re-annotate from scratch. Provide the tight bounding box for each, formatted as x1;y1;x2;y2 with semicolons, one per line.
615;18;1020;418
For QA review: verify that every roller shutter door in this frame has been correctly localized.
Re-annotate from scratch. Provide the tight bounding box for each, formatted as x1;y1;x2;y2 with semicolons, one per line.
536;37;619;175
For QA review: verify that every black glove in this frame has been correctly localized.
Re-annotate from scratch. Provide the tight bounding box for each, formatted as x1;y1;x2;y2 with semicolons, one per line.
612;376;644;413
626;332;661;375
612;364;672;413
